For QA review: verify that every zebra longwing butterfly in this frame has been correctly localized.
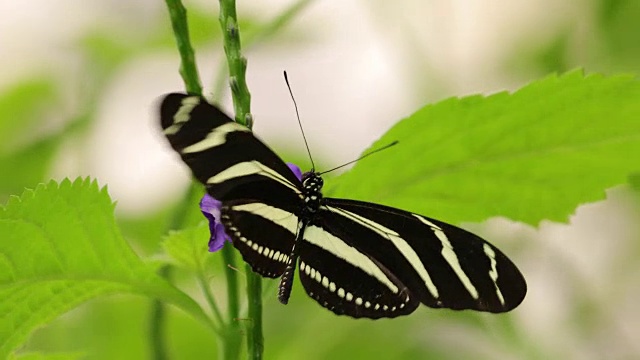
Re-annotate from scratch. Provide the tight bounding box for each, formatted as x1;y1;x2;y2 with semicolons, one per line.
159;93;527;319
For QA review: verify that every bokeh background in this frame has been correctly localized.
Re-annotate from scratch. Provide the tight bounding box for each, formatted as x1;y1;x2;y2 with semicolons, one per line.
2;0;639;359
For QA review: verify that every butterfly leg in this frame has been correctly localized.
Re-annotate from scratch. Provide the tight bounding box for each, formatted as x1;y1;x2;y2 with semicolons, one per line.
277;220;308;304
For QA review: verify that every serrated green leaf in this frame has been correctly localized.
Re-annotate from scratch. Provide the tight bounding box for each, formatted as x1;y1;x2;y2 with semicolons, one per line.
328;71;640;226
0;178;207;357
163;222;210;272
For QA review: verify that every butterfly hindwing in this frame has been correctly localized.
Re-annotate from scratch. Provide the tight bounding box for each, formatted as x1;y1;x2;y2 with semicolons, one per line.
221;200;298;278
298;221;420;318
321;198;527;313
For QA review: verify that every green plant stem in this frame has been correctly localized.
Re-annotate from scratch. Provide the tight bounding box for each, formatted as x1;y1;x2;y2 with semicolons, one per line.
149;183;201;360
165;0;203;95
211;0;314;100
150;265;171;360
221;244;242;360
218;0;264;358
218;0;252;126
245;266;264;359
197;272;225;331
156;5;216;353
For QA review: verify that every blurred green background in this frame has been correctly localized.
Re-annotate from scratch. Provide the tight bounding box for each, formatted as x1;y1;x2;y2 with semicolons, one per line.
2;0;640;359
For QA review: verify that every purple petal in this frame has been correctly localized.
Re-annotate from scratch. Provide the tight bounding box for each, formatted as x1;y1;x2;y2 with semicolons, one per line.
287;163;303;181
199;194;230;252
209;222;229;252
199;162;302;252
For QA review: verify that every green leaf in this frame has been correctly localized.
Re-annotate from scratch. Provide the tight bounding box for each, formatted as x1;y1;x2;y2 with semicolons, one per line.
163;222;210;272
0;78;58;152
0;178;207;357
11;352;83;360
328;71;640;226
0;135;60;201
630;172;640;191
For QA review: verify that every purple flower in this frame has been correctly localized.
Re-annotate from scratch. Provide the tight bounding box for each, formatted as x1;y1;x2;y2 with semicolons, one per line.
200;162;302;252
288;163;303;183
200;195;230;252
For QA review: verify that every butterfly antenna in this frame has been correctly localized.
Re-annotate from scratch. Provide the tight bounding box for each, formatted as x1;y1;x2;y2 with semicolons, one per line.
284;71;316;171
318;140;398;175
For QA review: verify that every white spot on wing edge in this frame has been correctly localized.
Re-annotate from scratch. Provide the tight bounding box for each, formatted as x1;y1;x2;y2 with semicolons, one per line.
413;215;479;300
483;243;506;306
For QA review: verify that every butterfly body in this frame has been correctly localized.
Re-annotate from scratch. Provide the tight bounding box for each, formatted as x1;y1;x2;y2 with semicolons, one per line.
160;93;527;319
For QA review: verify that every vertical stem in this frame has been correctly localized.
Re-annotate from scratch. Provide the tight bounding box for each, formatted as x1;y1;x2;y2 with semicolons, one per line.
218;1;264;359
221;244;242;360
165;0;204;95
149;183;199;360
158;2;205;359
150;265;172;360
218;0;252;127
246;268;264;359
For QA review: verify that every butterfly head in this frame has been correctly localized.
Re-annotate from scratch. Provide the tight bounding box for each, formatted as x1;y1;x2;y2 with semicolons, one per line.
302;171;324;192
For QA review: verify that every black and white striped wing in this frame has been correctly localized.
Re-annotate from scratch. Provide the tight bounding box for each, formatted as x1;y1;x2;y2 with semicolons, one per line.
159;93;302;202
298;221;420;318
220;200;298;277
160;93;303;277
297;198;526;317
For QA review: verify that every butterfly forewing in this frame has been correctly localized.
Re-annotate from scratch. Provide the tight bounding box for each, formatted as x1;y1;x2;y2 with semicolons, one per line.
160;93;303;202
160;93;304;277
322;198;526;312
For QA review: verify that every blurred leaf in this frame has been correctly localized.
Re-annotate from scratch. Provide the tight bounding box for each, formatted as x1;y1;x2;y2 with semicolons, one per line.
119;206;178;256
80;32;137;80
79;8;225;91
0;79;58;152
596;0;640;70
0;178;206;357
328;71;640;226
0;142;52;193
509;31;571;76
185;7;222;46
11;352;83;360
630;173;640;191
23;294;217;360
163;222;210;272
119;185;205;257
0;109;92;201
264;289;499;360
0;134;61;201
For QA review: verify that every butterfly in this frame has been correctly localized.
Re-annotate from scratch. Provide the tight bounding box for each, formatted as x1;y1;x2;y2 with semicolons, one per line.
159;93;526;319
